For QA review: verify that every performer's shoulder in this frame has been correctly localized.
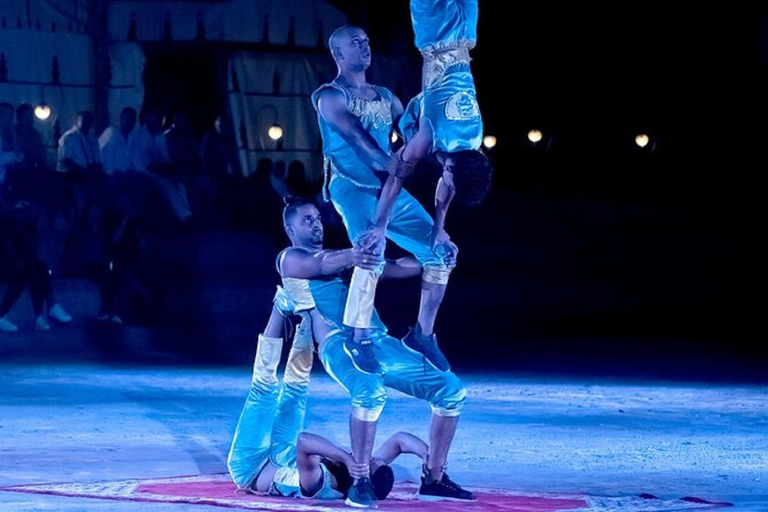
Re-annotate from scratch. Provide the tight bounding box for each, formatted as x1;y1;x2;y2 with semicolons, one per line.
311;82;348;105
372;84;396;99
277;246;313;274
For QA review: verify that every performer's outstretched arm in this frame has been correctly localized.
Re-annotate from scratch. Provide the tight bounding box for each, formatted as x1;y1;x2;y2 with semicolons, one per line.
358;121;433;255
297;432;368;484
431;168;458;254
280;247;381;280
380;256;423;280
371;432;429;466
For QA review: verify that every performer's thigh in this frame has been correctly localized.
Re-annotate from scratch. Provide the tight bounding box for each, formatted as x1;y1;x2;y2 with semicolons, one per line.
329;178;378;243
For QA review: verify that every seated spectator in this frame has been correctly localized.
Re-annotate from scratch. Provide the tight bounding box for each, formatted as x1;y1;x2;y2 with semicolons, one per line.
0;197;73;332
99;107;137;175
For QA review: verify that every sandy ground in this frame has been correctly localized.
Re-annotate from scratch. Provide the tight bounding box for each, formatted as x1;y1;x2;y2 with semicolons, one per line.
0;363;766;511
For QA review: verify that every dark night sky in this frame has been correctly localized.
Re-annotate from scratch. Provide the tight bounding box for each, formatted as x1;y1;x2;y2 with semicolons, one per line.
335;3;767;353
357;3;768;170
347;2;768;225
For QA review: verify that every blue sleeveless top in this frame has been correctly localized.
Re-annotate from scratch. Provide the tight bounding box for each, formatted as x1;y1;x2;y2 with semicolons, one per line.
311;81;396;196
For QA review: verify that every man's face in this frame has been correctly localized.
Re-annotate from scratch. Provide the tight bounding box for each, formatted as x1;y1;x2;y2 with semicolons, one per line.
337;29;371;71
289;204;324;248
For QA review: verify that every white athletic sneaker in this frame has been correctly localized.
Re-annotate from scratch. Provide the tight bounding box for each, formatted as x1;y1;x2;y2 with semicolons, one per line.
35;315;52;331
49;303;72;323
0;316;19;332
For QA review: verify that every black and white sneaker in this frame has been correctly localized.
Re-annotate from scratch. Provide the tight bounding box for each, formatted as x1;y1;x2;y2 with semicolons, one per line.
345;476;379;508
418;472;475;501
402;325;450;372
344;337;383;375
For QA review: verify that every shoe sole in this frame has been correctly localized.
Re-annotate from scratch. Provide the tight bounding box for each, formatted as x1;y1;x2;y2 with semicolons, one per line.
399;339;450;373
417;494;477;502
344;497;378;508
343;343;383;376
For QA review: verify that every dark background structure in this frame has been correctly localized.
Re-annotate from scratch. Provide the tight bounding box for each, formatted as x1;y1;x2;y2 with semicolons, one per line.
2;1;765;382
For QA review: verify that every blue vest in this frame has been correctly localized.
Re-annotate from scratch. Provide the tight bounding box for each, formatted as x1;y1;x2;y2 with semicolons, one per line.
276;248;387;333
311;81;396;196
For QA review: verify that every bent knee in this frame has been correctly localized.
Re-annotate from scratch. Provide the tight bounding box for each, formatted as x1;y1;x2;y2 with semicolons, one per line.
351;387;387;421
431;374;466;416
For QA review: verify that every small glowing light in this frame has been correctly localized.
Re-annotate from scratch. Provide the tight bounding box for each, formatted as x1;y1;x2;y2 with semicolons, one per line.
483;135;497;149
268;124;283;141
34;104;51;120
391;132;398;143
635;134;649;148
527;129;542;143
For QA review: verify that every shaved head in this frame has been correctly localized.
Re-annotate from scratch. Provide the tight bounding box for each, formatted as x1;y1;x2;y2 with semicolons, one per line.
328;25;370;67
328;25;360;53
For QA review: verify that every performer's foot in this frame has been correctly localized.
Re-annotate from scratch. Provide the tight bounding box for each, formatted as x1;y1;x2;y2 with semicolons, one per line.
0;316;19;332
345;476;378;508
35;315;52;331
49;303;72;323
402;325;450;372
418;472;475;501
343;337;383;375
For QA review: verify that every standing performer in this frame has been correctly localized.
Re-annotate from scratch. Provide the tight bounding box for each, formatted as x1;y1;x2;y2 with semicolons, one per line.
276;196;474;508
313;26;455;377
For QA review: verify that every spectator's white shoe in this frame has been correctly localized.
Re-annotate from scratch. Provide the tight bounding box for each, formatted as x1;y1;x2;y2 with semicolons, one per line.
35;315;52;331
0;316;19;332
49;303;72;323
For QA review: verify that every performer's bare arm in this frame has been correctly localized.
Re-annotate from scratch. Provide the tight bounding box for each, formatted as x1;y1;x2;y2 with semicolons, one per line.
380;256;423;280
316;88;395;172
373;114;432;230
297;432;368;489
280;247;378;280
371;432;429;467
358;120;440;256
262;305;286;338
431;166;458;254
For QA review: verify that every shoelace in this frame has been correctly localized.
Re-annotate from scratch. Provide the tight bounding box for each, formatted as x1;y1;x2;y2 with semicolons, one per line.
353;477;376;501
409;330;433;375
359;340;376;358
439;474;462;491
422;336;442;375
355;340;383;374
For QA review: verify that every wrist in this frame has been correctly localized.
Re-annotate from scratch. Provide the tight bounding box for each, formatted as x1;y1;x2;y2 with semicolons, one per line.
400;147;419;165
387;147;416;178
